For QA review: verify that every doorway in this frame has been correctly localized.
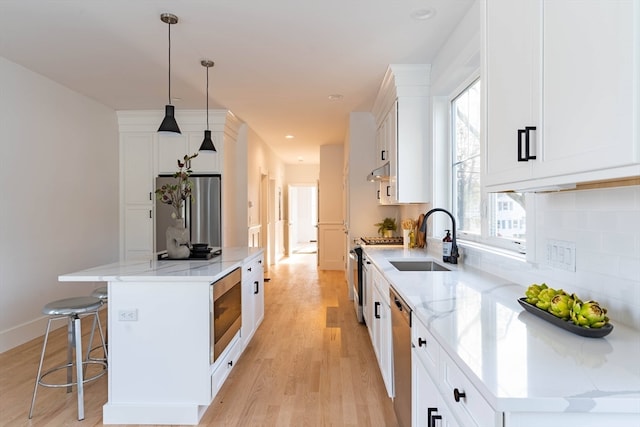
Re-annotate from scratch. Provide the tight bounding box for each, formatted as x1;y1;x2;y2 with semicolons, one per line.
288;185;318;255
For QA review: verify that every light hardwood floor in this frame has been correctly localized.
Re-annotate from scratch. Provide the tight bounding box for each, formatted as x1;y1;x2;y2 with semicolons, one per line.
0;253;398;427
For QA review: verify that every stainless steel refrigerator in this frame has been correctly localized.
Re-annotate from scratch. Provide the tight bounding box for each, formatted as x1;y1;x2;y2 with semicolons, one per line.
155;174;222;252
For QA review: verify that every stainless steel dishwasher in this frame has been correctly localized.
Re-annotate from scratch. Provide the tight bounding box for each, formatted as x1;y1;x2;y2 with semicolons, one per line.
390;287;411;427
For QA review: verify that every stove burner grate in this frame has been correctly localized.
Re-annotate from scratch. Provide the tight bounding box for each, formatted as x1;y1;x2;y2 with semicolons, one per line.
360;236;404;245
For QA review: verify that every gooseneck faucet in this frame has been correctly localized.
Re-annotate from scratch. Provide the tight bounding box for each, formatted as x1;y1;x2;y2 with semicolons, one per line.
419;208;460;264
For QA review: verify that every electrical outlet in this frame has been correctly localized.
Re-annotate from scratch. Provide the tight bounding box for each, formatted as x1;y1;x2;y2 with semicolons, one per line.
546;240;576;272
118;309;138;321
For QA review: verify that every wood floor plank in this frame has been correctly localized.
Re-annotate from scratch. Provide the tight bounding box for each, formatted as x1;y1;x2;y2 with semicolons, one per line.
0;253;398;427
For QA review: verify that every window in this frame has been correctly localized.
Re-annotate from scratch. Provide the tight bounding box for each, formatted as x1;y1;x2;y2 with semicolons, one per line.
451;79;481;235
451;78;526;252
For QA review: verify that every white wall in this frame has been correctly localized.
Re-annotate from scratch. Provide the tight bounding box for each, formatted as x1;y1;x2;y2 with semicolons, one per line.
286;164;319;184
245;127;286;264
0;57;119;352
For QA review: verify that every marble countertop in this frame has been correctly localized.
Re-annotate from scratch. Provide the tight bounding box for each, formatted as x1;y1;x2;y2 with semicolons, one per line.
363;246;640;414
59;247;263;283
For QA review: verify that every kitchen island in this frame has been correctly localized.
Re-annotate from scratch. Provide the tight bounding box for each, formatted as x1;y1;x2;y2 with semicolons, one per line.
59;247;264;425
362;246;640;427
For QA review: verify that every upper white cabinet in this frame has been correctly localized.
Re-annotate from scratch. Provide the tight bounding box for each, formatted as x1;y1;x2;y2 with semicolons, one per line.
372;65;432;204
118;110;240;261
483;0;640;191
158;131;221;175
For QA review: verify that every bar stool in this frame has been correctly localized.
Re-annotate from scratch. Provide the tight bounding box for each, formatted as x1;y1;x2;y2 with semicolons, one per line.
87;286;108;362
29;296;107;421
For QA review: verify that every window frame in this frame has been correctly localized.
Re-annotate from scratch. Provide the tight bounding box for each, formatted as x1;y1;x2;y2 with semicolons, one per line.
448;74;527;255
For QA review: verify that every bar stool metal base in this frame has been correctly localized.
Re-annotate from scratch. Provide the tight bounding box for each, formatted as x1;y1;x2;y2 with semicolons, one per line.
29;296;107;421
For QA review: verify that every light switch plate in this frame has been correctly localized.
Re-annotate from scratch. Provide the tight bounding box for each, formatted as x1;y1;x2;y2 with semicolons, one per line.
546;239;576;272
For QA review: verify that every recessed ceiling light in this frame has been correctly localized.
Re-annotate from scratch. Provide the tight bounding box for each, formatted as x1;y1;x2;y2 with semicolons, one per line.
411;8;436;20
285;134;295;139
328;94;343;101
297;156;304;162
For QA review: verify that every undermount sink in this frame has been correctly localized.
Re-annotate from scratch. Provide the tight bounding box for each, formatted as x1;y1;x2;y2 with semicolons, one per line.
389;260;450;272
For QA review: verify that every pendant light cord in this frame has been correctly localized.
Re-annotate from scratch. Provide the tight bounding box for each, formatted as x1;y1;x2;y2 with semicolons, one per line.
206;65;209;130
168;21;172;105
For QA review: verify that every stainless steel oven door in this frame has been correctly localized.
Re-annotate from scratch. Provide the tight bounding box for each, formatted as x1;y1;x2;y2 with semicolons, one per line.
210;268;242;364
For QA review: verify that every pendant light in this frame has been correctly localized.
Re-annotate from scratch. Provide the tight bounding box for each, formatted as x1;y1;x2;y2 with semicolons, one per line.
158;13;181;134
199;59;216;151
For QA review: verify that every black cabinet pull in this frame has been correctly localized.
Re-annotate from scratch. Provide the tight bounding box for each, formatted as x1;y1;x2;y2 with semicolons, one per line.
418;337;427;347
453;388;466;402
149;210;152;219
386;185;391;197
248;267;252;272
525;126;537;160
374;302;381;319
149;192;152;201
254;280;259;295
381;150;386;161
517;126;537;162
517;128;526;161
228;360;233;367
377;189;381;200
431;414;442;427
427;407;438;423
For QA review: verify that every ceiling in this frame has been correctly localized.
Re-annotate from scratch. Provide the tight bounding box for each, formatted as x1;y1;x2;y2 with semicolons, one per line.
1;0;474;164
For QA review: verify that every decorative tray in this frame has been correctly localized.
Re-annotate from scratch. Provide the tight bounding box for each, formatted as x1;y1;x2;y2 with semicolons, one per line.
517;298;613;338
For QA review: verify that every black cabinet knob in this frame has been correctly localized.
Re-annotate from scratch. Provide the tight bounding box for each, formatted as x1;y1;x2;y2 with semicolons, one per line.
418;337;427;347
453;388;466;402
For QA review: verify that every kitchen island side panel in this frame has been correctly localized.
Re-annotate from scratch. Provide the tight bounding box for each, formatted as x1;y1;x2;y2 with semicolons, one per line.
108;281;211;405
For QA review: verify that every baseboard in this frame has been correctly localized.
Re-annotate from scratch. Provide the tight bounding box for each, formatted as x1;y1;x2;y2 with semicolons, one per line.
0;315;58;353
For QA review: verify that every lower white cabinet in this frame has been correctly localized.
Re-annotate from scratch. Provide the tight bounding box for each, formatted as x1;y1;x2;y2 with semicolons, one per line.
211;334;242;398
241;253;265;349
371;267;394;398
412;315;500;427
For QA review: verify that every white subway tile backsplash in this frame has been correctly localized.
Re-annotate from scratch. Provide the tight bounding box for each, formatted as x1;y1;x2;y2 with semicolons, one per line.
461;186;640;330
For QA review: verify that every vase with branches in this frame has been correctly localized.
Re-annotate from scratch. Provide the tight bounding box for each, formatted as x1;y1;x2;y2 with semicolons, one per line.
155;153;199;220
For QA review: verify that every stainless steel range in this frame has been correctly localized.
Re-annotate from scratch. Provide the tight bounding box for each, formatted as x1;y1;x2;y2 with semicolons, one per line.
349;236;404;323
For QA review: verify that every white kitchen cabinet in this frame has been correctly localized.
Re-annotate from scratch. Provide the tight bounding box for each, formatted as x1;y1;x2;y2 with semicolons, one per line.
158;131;221;175
120;132;154;260
412;315;498;427
372;65;431;204
414;349;460;427
371;267;393;398
483;0;640;191
375;104;394;168
376;180;396;205
362;254;373;340
241;252;264;350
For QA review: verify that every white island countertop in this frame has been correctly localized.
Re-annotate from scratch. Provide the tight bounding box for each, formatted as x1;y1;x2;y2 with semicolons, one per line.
363;246;640;416
59;247;263;283
57;247;265;425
